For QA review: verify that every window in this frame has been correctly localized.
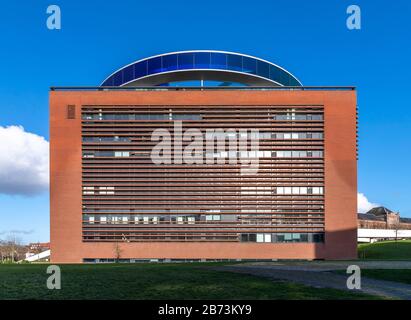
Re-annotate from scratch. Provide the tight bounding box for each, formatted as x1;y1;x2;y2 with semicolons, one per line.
162;54;178;71
114;151;130;157
172;114;202;120
273;132;323;140
257;61;269;78
273;150;322;158
178;53;195;69
147;56;162;74
82;152;94;158
205;215;220;221
242;57;257;74
99;186;115;195
256;234;271;243
84;151;131;158
313;233;324;242
194;52;211;68
83;186;95;195
275;186;324;195
82;136;131;142
274;113;323;121
187;217;195;225
227;54;242;71
241;233;324;243
249;234;257;242
210;52;227;69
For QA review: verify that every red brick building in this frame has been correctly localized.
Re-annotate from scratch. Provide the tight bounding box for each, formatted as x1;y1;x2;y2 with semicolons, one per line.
50;51;357;262
358;207;411;230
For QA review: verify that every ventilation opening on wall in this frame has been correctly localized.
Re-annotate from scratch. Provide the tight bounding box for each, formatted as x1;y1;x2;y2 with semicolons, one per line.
67;105;76;119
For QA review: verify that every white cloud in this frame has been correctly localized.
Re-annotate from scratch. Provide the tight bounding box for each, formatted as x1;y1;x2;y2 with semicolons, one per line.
358;192;379;213
0;125;49;196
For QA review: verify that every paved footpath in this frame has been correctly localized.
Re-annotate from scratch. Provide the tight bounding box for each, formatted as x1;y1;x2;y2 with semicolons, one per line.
214;261;411;299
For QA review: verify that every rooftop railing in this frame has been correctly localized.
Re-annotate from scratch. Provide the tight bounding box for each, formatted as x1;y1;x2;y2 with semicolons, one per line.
50;86;355;91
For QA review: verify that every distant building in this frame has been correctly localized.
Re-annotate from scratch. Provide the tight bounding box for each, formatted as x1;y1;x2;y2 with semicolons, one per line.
358;207;411;230
27;242;50;253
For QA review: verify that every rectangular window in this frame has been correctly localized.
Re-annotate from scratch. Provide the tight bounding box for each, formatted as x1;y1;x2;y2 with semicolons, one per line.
249;234;257;242
82;152;94;158
172;114;202;120
114;151;130;157
187;217;195;224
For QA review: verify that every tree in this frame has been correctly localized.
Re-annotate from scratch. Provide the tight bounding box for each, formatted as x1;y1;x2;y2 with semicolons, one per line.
6;234;22;262
0;240;5;263
391;221;402;242
113;243;122;263
0;234;25;263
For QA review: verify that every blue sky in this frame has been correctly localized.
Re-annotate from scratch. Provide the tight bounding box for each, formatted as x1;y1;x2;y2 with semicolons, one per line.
0;0;410;243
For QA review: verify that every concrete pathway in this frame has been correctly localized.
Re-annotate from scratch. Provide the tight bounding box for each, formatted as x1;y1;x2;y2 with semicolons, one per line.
215;261;411;300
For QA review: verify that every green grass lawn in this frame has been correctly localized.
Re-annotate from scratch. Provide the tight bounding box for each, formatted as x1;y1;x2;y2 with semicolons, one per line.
358;240;411;260
0;263;378;300
360;269;411;285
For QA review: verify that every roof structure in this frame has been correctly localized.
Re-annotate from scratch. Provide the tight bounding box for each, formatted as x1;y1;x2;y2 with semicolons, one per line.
101;50;302;87
367;207;396;216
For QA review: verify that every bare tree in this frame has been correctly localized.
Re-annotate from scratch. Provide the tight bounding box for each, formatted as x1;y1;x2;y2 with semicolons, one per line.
1;234;24;263
113;242;122;263
391;221;402;242
0;240;5;263
8;234;20;262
